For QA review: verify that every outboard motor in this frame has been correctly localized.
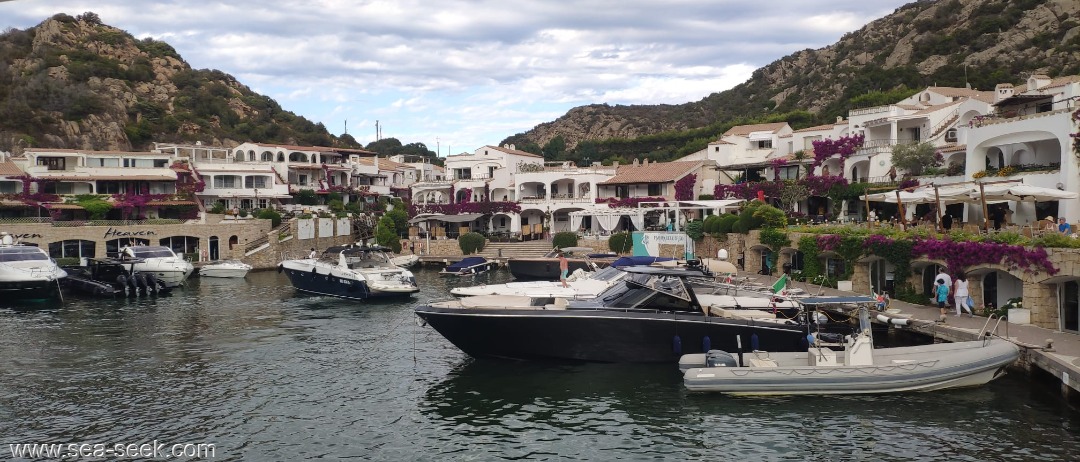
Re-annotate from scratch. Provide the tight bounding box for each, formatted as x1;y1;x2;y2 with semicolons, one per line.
145;275;158;294
135;273;149;295
127;273;140;296
705;350;739;368
116;275;129;296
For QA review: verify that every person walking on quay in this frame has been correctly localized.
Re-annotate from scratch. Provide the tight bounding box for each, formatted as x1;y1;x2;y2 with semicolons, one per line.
410;242;416;254
935;278;950;322
953;275;973;317
558;251;570;288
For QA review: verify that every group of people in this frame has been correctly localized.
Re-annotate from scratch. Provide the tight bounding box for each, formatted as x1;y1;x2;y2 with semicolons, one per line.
933;269;973;322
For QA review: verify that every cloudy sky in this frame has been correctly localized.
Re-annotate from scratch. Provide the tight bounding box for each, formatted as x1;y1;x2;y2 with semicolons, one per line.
1;0;909;154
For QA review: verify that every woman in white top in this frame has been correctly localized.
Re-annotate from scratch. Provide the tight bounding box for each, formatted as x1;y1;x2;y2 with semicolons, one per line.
953;275;973;317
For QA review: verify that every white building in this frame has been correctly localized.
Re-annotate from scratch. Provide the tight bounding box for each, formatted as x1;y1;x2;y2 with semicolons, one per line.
156;142;290;211
961;74;1080;225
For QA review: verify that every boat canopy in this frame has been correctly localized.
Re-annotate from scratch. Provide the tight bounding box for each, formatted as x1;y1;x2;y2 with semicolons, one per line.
447;257;488;272
610;256;675;267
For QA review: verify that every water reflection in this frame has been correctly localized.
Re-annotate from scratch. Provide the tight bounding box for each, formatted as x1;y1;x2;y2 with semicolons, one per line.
0;268;1076;461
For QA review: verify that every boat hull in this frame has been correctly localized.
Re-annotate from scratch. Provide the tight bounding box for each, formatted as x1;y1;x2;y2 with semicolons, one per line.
282;266;416;300
682;339;1020;395
199;267;250;278
0;279;63;301
414;306;809;363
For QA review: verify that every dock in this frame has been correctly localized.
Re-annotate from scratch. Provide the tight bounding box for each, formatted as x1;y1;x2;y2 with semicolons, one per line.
754;272;1080;400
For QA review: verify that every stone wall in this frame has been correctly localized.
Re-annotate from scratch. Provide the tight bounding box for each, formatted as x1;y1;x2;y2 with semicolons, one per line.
738;229;1080;330
243;218;357;270
4;216;272;262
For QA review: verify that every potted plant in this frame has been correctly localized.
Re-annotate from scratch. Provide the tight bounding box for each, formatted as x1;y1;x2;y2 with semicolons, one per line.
1002;297;1029;324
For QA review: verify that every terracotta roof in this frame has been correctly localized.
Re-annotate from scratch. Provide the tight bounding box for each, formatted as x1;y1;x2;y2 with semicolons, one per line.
23;148;170;157
599;161;701;185
146;200;197;206
938;143;966;153
486;145;543;158
354;157;409;170
793;123;837;133
722;122;788;137
912;101;962;115
926;87;986;98
38;175;177;181
44;203;84;209
0;160;25;176
249;143;376;156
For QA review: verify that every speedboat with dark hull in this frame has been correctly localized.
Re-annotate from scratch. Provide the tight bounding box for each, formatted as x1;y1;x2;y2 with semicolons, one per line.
279;245;418;300
415;265;816;363
0;241;67;301
507;247;616;280
61;258;170;297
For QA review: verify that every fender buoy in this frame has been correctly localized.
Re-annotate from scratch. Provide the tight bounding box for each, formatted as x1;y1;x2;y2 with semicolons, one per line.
702;336;712;353
672;335;682;355
277;264;283;273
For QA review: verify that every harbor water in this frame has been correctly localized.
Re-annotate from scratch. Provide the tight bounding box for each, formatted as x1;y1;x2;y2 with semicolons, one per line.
2;269;1078;461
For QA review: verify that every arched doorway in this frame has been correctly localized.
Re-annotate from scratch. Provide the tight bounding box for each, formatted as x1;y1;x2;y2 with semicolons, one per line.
982;272;998;310
209;236;220;261
1063;280;1079;332
229;235;239;250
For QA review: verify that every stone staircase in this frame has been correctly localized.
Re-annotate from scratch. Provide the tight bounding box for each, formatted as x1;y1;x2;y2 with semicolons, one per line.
478;240;553;259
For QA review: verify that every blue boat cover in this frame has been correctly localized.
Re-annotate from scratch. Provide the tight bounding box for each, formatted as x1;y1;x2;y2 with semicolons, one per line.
447;256;489;272
610;256;675;267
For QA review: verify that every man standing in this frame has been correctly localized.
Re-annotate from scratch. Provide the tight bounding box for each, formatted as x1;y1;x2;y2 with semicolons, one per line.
558;251;569;288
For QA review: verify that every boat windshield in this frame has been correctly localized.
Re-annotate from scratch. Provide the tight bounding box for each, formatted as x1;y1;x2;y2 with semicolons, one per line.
590;266;625;282
592;272;695;311
340;250;392;268
130;247;176;258
0;247;49;262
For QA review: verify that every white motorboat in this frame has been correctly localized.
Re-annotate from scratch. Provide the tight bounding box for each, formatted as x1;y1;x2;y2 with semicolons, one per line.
0;235;67;301
199;260;252;278
390;254;419;268
450;266;623;298
121;245;195;288
680;306;1020;395
278;245;418;300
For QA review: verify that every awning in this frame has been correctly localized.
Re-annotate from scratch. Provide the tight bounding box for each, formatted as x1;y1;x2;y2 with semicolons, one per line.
408;213;485;224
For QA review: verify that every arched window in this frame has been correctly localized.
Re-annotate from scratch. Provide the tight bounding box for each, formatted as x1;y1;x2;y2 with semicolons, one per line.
277;153;285;162
248;150;255;162
289;152;308;162
228;235;239;250
262;151;274;162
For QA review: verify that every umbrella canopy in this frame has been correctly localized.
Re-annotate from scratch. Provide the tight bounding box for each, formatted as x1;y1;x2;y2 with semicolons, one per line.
705;259;739;274
859;189;936;204
972;184;1078;202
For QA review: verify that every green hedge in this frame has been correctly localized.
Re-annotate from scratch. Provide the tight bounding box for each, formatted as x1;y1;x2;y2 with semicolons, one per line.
552;232;578;250
608;232;632;254
459;232;486;255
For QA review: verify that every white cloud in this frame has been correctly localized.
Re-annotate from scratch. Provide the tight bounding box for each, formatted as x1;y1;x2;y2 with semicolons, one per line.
0;0;912;150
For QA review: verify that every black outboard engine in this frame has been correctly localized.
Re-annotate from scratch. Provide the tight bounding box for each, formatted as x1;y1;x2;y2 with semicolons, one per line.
127;273;140;296
135;273;150;295
705;350;740;368
145;275;157;294
116;275;129;296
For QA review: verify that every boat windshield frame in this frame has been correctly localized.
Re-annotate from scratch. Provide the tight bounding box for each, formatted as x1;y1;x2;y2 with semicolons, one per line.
584;272;700;312
0;246;50;262
128;246;176;259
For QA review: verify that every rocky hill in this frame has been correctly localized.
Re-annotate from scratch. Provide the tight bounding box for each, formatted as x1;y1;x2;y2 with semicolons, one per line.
509;0;1080;155
0;12;349;153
